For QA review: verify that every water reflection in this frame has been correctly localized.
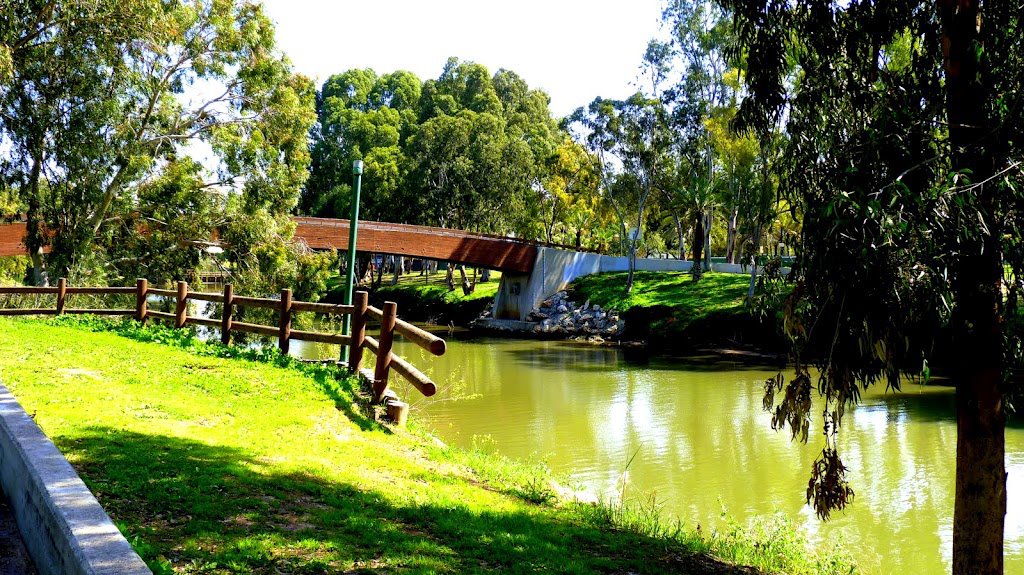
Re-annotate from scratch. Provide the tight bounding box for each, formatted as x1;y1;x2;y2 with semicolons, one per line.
290;332;1020;575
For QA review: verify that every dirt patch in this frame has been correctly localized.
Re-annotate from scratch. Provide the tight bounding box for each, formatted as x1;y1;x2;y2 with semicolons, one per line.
58;367;102;380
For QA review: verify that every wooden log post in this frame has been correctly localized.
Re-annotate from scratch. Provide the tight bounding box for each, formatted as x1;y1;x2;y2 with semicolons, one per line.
278;288;292;355
221;284;233;345
348;290;368;372
56;278;66;315
373;301;398;401
385;399;409;427
135;279;148;323
175;281;188;329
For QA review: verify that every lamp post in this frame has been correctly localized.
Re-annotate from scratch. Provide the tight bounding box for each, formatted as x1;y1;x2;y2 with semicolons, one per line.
341;159;363;365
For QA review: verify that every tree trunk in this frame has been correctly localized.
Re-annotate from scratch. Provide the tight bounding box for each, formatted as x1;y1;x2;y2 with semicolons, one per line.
626;209;644;294
458;265;474;295
704;208;713;271
445;262;455;291
24;150;50;286
667;204;685;260
726;207;739;264
626;238;636;293
691;212;705;266
546;201;558;244
746;226;762;303
940;1;1005;573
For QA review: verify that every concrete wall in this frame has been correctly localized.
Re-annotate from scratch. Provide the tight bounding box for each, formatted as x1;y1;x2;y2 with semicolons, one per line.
0;384;151;575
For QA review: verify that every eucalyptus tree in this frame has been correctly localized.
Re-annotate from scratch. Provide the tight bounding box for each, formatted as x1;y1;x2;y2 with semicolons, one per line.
304;69;421;221
654;0;737;269
568;94;674;293
409;58;555;238
1;0;316;285
724;0;1024;572
306;58;563;242
540;138;603;247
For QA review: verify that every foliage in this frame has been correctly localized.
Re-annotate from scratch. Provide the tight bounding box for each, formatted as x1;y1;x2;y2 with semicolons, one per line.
304;59;593;243
723;0;1024;571
0;256;29;284
0;0;318;287
567;94;677;292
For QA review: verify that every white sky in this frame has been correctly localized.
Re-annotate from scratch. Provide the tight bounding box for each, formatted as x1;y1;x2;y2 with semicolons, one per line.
259;0;665;117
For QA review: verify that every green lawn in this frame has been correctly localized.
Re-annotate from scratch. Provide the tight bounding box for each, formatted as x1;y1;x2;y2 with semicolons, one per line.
570;272;751;315
333;271;502;324
568;272;767;346
376;270;501;306
0;317;852;574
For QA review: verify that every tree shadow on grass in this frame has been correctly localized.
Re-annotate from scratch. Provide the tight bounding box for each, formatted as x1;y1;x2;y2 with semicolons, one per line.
58;427;761;575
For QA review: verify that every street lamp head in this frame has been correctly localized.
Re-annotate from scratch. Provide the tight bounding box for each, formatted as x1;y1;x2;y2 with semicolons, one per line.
352;160;364;175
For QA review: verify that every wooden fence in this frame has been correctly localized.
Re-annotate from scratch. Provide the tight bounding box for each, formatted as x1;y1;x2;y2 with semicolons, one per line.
0;278;445;401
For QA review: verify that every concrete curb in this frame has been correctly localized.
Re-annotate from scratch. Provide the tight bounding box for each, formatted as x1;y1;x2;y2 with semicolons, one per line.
0;383;151;575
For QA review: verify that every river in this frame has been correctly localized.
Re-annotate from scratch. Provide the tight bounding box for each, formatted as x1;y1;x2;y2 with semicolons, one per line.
290;330;1022;574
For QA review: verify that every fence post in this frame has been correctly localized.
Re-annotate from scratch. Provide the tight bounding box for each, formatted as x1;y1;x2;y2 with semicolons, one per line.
135;279;148;323
278;288;292;355
221;284;233;345
348;291;368;372
56;278;66;315
175;281;188;328
373;301;398;401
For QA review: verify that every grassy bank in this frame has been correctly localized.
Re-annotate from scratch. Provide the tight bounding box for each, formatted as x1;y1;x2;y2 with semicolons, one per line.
569;272;782;351
0;317;852;574
330;271;501;325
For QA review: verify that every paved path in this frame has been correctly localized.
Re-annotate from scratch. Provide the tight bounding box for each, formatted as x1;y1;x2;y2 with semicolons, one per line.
0;496;36;574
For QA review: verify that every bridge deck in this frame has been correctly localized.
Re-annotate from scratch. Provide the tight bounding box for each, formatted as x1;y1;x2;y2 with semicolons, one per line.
0;223;29;257
293;217;537;273
0;218;539;273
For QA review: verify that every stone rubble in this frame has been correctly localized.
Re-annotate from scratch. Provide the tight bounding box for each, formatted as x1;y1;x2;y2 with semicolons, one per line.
471;291;625;340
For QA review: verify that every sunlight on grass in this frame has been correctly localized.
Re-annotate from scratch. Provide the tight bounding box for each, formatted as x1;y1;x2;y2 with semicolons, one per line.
570;272;750;314
0;317;852;575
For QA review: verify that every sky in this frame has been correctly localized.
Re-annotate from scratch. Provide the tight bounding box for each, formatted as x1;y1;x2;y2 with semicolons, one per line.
258;0;666;118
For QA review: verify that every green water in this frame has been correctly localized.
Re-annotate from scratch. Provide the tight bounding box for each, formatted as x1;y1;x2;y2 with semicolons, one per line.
294;334;1024;574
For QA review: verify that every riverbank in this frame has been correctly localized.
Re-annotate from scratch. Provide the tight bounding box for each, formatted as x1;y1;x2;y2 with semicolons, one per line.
325;270;502;325
0;316;854;574
342;270;784;354
569;271;784;352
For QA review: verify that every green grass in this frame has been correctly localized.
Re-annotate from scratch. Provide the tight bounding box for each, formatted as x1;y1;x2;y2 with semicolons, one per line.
0;316;853;574
570;272;751;315
376;270;501;306
568;272;766;346
335;271;502;324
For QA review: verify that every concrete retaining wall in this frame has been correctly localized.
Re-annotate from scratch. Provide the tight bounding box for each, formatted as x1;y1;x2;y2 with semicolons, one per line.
0;383;151;575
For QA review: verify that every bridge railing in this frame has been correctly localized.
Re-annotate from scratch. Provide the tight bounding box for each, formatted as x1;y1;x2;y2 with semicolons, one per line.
0;278;445;404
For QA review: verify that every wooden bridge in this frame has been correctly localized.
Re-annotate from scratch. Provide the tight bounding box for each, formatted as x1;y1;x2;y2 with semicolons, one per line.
292;217;539;273
0;218;652;321
0;218;541;274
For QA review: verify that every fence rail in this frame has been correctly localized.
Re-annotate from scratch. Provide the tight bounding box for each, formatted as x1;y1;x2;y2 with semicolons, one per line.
0;278;444;401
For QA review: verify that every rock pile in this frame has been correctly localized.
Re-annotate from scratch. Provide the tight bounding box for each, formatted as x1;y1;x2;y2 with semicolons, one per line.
526;291;624;337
